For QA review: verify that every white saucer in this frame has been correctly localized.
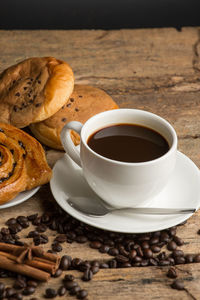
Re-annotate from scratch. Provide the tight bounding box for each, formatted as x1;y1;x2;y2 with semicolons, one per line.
0;186;40;209
50;151;200;233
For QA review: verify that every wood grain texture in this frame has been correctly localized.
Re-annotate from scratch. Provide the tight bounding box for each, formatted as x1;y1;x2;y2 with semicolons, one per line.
0;28;200;299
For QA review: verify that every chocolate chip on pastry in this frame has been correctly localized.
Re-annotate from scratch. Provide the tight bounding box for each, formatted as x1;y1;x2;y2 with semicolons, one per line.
0;122;52;204
30;84;119;150
0;57;74;128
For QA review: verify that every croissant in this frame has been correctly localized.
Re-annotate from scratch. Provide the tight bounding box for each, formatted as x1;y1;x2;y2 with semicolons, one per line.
0;123;52;205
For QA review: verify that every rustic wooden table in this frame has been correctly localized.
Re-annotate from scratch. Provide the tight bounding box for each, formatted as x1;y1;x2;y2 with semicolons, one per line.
0;28;200;299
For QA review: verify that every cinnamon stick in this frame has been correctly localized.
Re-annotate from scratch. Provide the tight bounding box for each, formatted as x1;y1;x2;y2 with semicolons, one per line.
0;242;60;280
0;256;50;281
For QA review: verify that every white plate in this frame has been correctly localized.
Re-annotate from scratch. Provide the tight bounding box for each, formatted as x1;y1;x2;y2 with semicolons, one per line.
50;151;200;233
0;186;40;209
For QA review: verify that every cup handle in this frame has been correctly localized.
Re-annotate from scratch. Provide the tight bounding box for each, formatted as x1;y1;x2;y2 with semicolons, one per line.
60;121;83;167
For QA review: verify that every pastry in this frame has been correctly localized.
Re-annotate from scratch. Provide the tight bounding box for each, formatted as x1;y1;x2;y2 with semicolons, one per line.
0;123;52;204
30;84;119;149
0;57;74;128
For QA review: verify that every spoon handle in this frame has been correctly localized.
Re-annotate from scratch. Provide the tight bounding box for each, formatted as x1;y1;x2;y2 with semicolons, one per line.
114;207;196;215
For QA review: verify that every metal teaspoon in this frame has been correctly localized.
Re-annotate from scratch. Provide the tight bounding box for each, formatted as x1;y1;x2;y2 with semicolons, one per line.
67;197;196;217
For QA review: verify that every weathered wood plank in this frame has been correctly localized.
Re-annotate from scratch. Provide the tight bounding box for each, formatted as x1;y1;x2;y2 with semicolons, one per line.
0;28;200;299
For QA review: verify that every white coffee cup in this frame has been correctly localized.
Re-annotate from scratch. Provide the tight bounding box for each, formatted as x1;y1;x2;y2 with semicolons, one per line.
60;109;177;208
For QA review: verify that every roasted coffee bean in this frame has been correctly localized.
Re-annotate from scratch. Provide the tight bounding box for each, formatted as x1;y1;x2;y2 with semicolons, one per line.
55;234;67;243
167;267;177;278
64;281;78;290
129;249;137;260
82;269;93;281
167;241;177;251
40;213;51;223
32;217;41;226
133;256;142;263
69;286;81;295
149;258;158;266
89;241;102;249
118;246;129;257
99;245;110;253
160;232;170;243
109;259;117;268
115;255;129;263
151;245;161;253
77;289;88;299
193;254;200;263
72;258;83;269
159;260;171;266
175;256;185;264
1;227;10;235
64;274;74;282
140;259;149;267
173;236;184;246
17;216;29;228
45;288;57;298
36;224;47;233
28;230;39;238
58;286;66;296
172;249;184;257
143;248;153;258
0;282;5;294
76;235;87;243
126;241;135;251
121;262;132;268
5;218;17;226
91;260;100;267
53;268;62;278
13;278;26;289
60;256;70;270
171;279;184;290
168;227;177;236
157;252;166;260
27;280;38;288
5;287;16;297
27;214;38;221
23;286;35;295
136;247;143;257
108;247;119;256
12;292;23;300
100;263;109;269
141;241;149;249
168;257;175;265
79;261;91;272
52;242;62;252
91;265;99;274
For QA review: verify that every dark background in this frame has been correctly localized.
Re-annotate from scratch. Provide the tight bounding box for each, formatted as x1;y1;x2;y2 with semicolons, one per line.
0;0;199;30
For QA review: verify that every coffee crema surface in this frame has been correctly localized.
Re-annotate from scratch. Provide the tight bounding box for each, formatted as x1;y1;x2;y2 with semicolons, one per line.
87;124;169;163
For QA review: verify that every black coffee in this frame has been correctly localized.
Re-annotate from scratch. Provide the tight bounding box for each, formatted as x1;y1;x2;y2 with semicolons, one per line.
87;124;169;163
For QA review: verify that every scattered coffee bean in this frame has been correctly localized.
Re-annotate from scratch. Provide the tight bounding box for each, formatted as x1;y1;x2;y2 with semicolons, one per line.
167;267;177;278
185;254;194;263
60;256;71;270
45;288;57;298
55;234;67;243
27;280;38;288
171;279;184;290
173;236;184;246
57;286;66;296
13;278;26;289
82;269;93;281
77;289;88;299
194;254;200;262
64;281;78;290
167;241;177;251
52;242;62;252
53;268;62;278
64;274;74;282
90;241;102;249
69;286;81;295
22;286;35;295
